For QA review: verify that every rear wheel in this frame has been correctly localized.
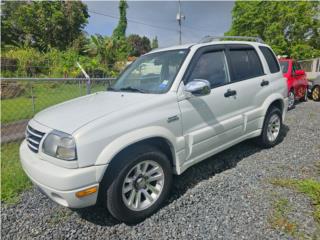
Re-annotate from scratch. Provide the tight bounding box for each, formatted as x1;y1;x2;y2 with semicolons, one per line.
312;86;320;101
102;145;172;223
288;90;295;109
256;107;283;148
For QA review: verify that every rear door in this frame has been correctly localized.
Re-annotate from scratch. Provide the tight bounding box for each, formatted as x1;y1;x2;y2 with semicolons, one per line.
293;61;307;98
225;44;267;134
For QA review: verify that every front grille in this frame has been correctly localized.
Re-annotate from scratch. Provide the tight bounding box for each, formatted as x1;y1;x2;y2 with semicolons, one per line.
26;125;45;153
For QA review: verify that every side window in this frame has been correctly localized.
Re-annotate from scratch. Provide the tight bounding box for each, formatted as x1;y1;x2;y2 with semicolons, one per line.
259;46;280;73
228;48;264;82
188;51;229;88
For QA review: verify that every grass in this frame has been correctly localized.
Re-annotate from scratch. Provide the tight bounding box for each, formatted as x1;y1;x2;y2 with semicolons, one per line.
1;82;106;124
271;178;320;223
1;142;32;203
269;198;299;237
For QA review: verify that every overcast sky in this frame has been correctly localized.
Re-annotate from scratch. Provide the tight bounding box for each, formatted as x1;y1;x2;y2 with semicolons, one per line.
84;1;234;47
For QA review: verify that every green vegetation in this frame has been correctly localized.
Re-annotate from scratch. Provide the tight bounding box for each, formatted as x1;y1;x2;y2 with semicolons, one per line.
151;36;159;49
1;47;112;78
271;178;320;223
1;1;89;52
1;142;32;203
1;0;156;79
112;0;128;39
269;198;299;237
1;82;106;123
226;1;320;59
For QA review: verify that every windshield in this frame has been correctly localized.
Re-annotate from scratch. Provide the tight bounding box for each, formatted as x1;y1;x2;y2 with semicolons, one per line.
279;61;289;73
110;49;189;93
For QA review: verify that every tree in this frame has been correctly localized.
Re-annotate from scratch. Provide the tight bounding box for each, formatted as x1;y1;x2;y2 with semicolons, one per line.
86;34;131;66
112;0;128;39
127;34;151;56
151;36;159;49
226;1;320;59
1;1;89;51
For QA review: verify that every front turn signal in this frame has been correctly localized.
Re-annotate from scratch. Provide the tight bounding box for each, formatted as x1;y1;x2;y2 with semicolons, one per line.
75;186;97;198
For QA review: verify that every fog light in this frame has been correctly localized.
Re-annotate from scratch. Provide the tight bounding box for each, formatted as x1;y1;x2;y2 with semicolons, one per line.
75;187;97;198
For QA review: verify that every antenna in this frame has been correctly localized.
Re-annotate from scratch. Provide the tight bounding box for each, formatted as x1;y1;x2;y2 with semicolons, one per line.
176;0;185;45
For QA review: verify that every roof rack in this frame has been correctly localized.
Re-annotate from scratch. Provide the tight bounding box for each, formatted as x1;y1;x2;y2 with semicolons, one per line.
199;36;264;44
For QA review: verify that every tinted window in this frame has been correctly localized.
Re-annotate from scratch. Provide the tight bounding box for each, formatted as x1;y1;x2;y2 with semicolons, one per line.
280;61;289;73
229;48;264;82
259;46;280;73
189;51;229;88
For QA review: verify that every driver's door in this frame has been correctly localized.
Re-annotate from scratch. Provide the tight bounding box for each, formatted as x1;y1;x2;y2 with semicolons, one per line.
178;45;243;164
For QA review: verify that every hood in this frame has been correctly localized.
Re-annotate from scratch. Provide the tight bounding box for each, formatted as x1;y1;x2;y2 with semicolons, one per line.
34;91;157;134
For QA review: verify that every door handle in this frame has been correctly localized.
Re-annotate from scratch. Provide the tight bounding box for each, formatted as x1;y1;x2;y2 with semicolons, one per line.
224;89;237;97
261;80;269;87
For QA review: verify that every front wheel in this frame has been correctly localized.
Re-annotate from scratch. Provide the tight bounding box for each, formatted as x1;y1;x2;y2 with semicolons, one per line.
103;146;172;223
256;107;283;148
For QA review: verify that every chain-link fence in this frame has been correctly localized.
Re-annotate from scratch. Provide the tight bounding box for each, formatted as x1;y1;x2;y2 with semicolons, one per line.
1;77;116;143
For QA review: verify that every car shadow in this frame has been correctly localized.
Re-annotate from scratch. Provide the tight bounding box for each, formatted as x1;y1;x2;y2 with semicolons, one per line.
75;125;289;227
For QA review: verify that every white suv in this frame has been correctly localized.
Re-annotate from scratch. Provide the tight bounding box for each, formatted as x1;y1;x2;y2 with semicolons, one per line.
20;37;288;223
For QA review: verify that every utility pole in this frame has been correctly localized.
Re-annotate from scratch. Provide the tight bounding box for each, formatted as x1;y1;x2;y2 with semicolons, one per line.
176;0;185;45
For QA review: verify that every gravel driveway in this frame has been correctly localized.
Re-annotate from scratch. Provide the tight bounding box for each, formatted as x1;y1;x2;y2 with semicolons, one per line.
2;101;320;240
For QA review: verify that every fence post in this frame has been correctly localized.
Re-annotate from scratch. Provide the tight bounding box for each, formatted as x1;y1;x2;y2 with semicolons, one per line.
76;62;90;95
86;77;91;95
30;83;35;114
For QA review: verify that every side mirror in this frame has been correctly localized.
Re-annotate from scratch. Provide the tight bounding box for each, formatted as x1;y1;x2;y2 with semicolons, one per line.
295;69;305;75
184;79;211;96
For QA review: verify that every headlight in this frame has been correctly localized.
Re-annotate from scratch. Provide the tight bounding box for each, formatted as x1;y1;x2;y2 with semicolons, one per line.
42;130;77;160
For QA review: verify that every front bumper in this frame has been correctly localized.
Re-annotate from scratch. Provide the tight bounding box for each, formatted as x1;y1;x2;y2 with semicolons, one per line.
20;140;106;208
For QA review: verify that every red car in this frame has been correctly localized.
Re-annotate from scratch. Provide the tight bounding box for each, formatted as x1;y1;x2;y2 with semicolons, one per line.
279;58;308;109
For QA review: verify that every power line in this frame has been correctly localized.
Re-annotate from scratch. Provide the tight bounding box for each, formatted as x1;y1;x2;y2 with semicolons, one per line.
89;10;178;33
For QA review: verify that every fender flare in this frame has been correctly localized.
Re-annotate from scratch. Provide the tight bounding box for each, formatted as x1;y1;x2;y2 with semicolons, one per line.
95;126;182;166
261;93;286;123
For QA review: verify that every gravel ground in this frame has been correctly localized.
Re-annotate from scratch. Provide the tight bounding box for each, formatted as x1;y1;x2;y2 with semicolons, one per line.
2;101;320;240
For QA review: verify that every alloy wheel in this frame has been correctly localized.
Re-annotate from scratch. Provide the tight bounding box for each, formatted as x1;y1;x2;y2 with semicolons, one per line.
122;160;165;211
288;91;295;109
267;114;281;142
312;86;320;101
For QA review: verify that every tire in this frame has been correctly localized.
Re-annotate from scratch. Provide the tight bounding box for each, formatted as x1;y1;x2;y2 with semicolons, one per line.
256;107;283;148
312;86;320;101
288;90;295;109
101;145;172;223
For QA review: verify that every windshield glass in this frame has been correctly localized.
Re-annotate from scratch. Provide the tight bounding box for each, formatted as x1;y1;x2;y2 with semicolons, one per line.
280;61;289;73
110;49;189;93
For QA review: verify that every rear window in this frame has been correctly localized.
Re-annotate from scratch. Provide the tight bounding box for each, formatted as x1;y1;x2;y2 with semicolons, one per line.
259;46;280;73
229;48;264;82
280;61;289;73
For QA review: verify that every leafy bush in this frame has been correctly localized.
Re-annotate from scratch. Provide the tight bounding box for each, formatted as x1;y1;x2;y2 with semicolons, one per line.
1;47;110;78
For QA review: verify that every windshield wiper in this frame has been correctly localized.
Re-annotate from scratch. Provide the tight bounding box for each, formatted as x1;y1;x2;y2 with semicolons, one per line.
118;86;147;93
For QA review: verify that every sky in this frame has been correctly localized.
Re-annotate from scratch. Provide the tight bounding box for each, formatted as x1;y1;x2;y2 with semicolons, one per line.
84;1;234;48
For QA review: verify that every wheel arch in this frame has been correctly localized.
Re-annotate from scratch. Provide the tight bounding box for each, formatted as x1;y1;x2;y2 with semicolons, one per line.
261;94;286;124
95;126;181;184
97;135;176;192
